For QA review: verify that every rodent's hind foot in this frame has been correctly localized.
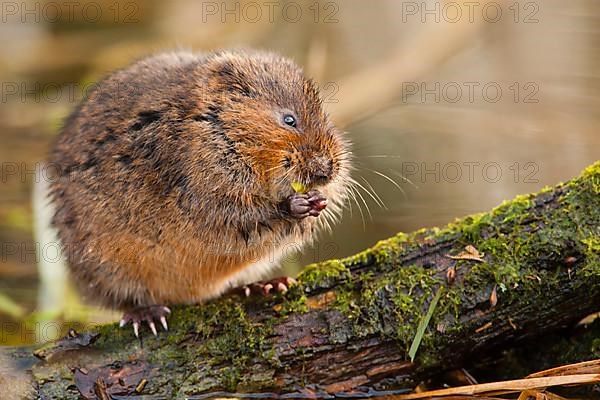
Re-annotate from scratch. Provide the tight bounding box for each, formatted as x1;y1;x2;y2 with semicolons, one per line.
119;305;171;338
286;190;328;219
232;276;297;297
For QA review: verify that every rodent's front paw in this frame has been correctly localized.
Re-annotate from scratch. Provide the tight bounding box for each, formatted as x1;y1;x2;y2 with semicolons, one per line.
286;190;328;219
306;190;328;216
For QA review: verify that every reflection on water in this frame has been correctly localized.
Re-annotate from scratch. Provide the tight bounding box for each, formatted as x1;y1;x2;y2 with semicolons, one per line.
0;0;598;345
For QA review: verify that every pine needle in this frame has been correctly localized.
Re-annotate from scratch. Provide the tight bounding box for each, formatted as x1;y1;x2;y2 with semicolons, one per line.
388;374;600;399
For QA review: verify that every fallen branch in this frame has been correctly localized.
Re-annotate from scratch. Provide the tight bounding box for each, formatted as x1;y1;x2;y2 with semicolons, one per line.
3;163;600;399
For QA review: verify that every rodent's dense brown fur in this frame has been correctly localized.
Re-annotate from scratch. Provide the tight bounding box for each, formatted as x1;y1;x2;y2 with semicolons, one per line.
48;50;351;310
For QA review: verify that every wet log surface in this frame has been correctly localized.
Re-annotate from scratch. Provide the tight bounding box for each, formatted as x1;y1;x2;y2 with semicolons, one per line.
2;163;599;399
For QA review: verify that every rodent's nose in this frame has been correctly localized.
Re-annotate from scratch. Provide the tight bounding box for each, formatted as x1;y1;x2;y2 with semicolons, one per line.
312;172;329;185
310;157;333;185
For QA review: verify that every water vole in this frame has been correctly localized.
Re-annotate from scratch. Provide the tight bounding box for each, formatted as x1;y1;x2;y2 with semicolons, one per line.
48;49;351;335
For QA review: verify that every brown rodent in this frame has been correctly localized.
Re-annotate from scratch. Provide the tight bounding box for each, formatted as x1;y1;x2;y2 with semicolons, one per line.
48;49;351;335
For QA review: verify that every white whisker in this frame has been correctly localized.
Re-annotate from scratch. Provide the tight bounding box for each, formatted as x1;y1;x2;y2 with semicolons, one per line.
346;184;366;229
362;155;404;159
348;180;372;221
360;176;387;209
348;177;382;211
390;169;418;189
365;168;407;199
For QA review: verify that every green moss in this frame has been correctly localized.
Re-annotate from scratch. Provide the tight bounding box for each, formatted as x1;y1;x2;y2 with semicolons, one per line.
339;232;411;268
328;263;453;359
494;194;534;224
298;259;351;290
458;213;492;243
579;163;600;194
91;297;279;393
580;237;600;278
582;237;600;257
454;162;599;300
561;162;600;280
277;292;309;315
343;248;374;267
197;304;269;357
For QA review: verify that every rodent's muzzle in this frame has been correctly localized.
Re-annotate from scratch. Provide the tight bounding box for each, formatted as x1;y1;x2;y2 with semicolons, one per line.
308;156;334;186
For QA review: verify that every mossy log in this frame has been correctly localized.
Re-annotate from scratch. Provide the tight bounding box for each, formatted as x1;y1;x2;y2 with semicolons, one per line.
4;163;600;399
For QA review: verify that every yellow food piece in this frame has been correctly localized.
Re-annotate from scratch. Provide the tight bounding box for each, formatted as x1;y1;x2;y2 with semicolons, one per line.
291;181;308;193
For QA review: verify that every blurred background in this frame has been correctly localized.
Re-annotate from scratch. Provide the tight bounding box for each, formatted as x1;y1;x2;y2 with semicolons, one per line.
0;0;598;345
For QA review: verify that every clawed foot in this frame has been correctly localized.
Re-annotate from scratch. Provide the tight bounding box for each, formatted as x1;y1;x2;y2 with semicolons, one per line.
119;305;171;337
236;276;297;297
287;190;328;219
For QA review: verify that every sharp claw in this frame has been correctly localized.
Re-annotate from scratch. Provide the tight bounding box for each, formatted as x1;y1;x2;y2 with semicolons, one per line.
277;282;287;293
244;286;251;297
263;283;273;295
286;277;297;285
163;306;171;314
149;321;158;336
160;316;168;331
312;199;327;211
119;319;126;328
133;322;140;338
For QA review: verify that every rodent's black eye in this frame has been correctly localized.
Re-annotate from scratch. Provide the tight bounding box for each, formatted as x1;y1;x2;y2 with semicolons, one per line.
283;114;297;128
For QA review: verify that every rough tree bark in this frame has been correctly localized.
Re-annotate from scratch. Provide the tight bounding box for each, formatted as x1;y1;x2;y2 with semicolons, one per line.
3;163;599;399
